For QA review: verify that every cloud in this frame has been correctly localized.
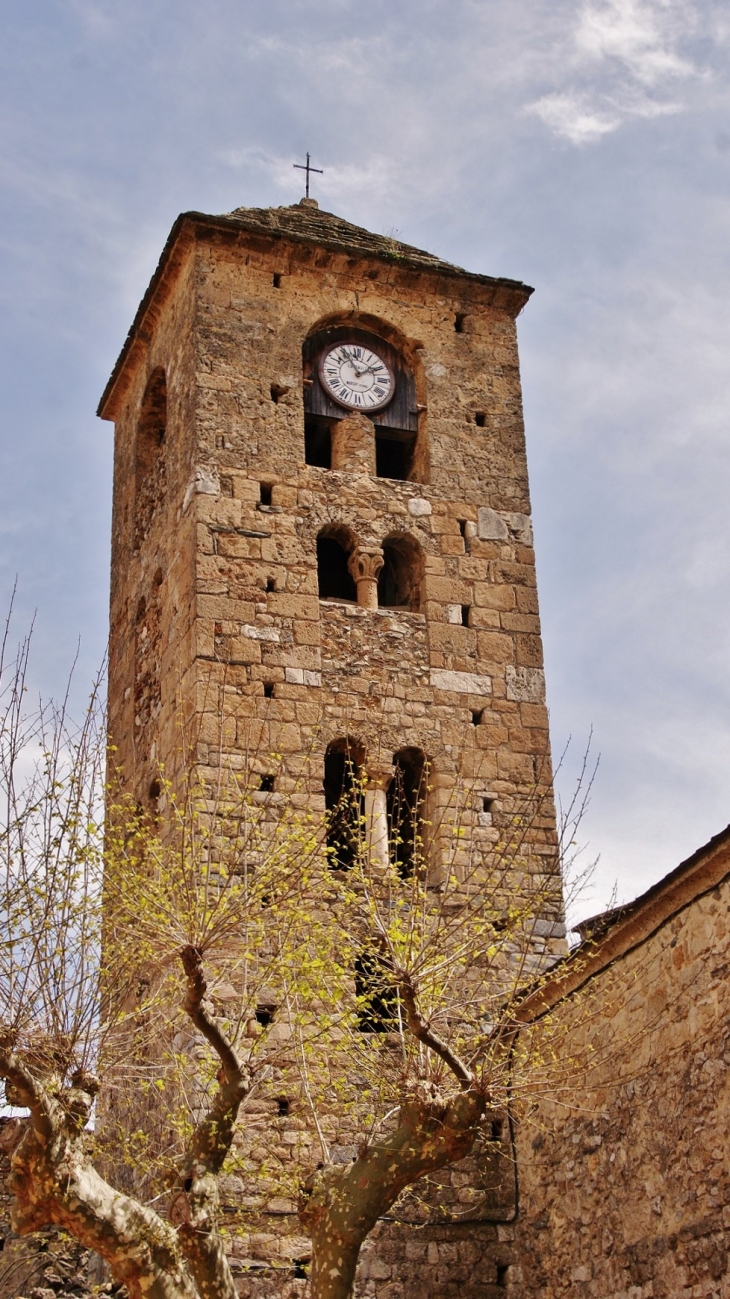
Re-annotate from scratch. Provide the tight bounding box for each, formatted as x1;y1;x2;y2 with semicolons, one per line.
575;0;695;84
527;0;702;143
528;91;621;144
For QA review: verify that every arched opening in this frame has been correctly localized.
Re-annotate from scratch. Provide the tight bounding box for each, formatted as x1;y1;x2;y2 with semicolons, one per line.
355;951;398;1033
388;747;428;879
136;368;167;493
377;533;423;611
324;738;365;870
317;526;357;602
135;369;167;545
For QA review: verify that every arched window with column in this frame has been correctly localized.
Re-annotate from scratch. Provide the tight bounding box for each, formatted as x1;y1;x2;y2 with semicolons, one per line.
317;525;357;602
388;747;428;879
323;737;365;870
377;533;423;611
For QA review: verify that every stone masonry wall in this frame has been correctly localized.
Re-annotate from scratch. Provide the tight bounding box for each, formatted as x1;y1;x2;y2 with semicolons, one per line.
185;214;560;889
107;241;200;805
514;867;730;1299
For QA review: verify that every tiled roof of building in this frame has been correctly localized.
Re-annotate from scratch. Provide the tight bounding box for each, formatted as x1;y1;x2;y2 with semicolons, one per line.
515;821;730;1021
221;198;491;280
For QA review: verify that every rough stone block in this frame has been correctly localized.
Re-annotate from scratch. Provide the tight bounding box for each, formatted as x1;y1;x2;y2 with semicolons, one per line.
477;507;509;541
430;669;492;695
408;496;432;516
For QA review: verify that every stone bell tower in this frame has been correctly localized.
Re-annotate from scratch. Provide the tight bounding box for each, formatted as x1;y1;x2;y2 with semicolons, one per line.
99;194;564;1288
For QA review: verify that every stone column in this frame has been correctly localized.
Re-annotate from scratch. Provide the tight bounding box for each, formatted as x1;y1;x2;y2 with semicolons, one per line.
330;412;377;475
348;546;384;611
363;760;394;871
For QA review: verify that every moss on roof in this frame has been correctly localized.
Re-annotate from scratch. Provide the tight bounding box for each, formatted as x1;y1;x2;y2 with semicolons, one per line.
217;200;530;291
223;199;463;274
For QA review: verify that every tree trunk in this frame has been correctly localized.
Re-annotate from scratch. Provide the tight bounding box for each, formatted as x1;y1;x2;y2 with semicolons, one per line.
9;1121;198;1299
171;1171;238;1299
300;1088;485;1299
172;944;251;1299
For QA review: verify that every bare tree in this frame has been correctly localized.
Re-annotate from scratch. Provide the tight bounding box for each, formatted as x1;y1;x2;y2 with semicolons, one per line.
0;612;598;1299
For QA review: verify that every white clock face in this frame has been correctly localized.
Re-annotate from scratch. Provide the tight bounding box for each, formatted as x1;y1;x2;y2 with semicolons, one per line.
319;342;394;413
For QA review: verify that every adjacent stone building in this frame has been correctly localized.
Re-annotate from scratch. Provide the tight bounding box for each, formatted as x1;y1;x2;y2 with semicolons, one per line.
514;825;730;1299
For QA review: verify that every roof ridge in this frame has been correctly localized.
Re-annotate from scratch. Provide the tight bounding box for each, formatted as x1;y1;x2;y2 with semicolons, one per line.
221;201;464;274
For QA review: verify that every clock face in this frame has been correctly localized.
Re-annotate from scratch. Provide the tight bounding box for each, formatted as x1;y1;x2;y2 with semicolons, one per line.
318;342;395;413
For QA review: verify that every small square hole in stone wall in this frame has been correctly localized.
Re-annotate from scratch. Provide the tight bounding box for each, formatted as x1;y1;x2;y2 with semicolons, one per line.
263;682;274;699
266;576;276;592
277;1097;290;1116
461;604;471;626
454;312;466;333
273;273;282;288
259;483;273;506
255;1004;275;1027
483;796;494;813
259;774;275;792
496;1264;509;1288
475;411;486;427
471;709;483;726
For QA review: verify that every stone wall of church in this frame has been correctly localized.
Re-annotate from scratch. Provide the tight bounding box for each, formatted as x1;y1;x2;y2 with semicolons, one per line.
513;866;730;1299
107;240;201;804
184;220;561;897
106;213;562;881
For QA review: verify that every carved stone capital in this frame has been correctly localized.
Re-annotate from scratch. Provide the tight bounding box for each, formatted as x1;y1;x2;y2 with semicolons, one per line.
349;546;384;610
348;546;384;584
363;760;395;792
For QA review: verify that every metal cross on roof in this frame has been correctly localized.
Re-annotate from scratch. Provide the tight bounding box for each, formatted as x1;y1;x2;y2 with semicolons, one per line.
293;152;323;199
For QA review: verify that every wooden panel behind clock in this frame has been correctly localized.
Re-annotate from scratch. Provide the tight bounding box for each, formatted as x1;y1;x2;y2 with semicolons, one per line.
303;326;418;433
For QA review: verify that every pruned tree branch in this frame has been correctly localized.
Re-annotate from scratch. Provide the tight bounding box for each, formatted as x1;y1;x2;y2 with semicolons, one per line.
301;1087;486;1299
175;944;253;1299
0;1043;60;1141
399;975;474;1089
181;944;249;1123
0;1053;197;1299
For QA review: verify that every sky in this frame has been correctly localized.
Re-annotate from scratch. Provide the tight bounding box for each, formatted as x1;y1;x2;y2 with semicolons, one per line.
0;0;728;920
